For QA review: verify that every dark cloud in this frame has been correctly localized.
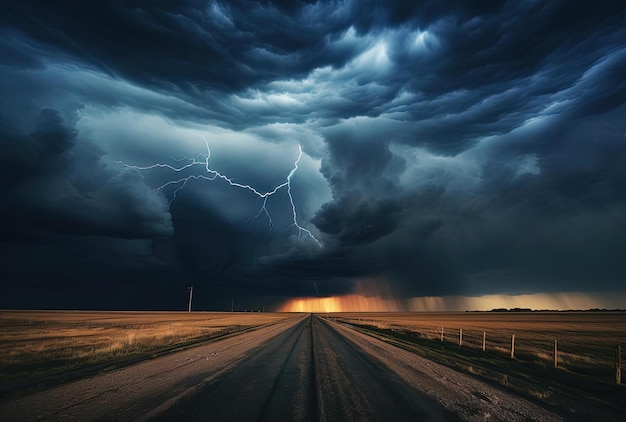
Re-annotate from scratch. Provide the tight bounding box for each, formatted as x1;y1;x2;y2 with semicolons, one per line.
1;1;356;95
320;125;403;197
313;196;401;245
0;107;173;240
1;1;626;309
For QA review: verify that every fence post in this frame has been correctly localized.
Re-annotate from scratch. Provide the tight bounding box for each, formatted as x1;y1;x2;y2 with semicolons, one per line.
554;339;558;368
459;329;463;346
441;326;444;342
510;334;515;359
617;346;622;385
482;331;486;352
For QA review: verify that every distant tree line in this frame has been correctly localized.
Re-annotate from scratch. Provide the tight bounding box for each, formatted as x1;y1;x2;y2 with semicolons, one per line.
465;308;626;312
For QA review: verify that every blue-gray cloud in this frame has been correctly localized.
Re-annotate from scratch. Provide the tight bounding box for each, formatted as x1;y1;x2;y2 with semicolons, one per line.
1;1;625;309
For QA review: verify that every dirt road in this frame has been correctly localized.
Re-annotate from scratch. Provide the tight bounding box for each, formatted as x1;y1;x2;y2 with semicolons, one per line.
0;315;560;421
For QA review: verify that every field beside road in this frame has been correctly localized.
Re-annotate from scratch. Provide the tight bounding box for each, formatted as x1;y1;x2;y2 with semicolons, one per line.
0;315;559;422
1;310;624;420
0;310;296;394
333;311;626;369
328;311;626;420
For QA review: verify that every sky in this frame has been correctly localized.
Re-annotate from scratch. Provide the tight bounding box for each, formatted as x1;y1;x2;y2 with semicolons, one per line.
1;1;625;311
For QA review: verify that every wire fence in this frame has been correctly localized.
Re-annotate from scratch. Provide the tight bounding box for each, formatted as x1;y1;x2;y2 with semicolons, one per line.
333;315;625;386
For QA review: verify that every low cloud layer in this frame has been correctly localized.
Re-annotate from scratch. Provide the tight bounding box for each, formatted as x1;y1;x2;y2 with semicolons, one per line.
1;1;625;310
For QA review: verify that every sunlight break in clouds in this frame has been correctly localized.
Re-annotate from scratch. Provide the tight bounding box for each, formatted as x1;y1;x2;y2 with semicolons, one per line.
278;292;626;313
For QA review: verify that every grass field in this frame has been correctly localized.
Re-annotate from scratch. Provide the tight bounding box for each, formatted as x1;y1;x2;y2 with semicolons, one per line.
0;310;295;392
335;311;626;373
328;311;626;420
3;310;625;419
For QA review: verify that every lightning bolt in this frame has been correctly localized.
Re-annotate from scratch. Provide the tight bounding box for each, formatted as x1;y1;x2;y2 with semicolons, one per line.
117;136;322;247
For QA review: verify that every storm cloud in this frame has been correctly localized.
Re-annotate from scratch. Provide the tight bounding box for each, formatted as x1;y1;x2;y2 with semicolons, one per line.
1;1;625;310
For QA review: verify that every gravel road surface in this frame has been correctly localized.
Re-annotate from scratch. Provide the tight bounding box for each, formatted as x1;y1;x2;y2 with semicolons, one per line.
0;315;560;421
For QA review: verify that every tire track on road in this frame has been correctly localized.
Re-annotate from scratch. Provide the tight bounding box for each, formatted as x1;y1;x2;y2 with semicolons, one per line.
154;315;314;421
1;314;562;421
312;316;456;422
0;316;308;422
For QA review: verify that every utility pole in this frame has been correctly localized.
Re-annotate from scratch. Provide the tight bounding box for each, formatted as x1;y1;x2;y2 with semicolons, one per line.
187;286;193;312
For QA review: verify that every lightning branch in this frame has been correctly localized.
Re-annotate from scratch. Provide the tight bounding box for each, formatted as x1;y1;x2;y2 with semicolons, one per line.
117;136;321;247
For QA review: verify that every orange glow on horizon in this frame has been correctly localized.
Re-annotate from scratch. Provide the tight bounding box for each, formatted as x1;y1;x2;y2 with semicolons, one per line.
278;294;403;313
277;291;626;313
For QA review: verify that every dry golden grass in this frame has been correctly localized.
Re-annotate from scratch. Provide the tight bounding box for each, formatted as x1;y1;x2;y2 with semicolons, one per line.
0;310;296;382
335;311;626;373
329;311;626;420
